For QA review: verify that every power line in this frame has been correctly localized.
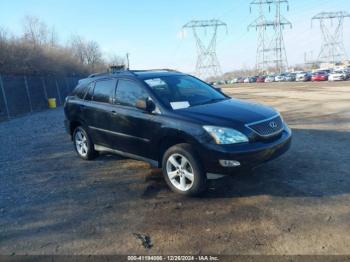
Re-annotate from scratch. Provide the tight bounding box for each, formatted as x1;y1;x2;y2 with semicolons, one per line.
248;0;292;73
183;19;227;79
312;11;350;64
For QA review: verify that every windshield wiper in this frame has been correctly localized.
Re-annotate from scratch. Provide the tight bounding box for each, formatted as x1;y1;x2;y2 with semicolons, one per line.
195;98;228;106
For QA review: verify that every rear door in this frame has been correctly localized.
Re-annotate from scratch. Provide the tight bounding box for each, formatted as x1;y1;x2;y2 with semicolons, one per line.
83;78;118;147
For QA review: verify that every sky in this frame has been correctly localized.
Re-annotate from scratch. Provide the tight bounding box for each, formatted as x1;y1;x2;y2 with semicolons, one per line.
0;0;350;73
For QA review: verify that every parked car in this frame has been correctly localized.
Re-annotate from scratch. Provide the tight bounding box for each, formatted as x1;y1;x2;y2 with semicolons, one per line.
244;77;257;83
296;72;311;82
64;69;292;196
311;71;328;81
237;77;245;83
285;73;296;82
329;70;349;81
275;74;287;82
256;76;266;83
265;75;275;83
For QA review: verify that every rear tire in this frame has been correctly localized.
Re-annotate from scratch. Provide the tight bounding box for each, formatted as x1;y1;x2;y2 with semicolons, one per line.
73;126;97;160
162;143;207;196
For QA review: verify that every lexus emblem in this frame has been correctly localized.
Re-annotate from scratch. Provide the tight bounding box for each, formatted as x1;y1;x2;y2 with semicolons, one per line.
269;121;278;128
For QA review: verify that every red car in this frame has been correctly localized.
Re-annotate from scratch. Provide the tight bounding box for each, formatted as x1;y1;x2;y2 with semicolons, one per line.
312;72;328;81
256;76;266;83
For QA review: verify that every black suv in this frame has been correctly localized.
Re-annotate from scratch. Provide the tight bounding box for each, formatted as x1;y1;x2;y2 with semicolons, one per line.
64;69;292;196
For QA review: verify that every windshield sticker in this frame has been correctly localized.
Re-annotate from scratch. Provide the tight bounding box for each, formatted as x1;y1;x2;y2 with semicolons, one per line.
170;101;190;110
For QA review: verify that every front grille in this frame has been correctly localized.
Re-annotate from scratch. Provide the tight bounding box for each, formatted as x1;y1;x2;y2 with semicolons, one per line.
246;115;284;137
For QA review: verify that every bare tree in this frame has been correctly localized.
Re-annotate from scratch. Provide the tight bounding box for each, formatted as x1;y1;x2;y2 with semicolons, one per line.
22;16;49;46
70;35;86;64
0;16;114;75
49;26;59;47
84;40;102;69
70;36;104;71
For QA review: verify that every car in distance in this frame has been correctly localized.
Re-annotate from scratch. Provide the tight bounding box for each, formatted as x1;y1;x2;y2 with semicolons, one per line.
265;75;275;83
311;71;328;81
329;70;348;81
256;76;266;83
237;77;245;83
275;74;287;82
285;73;296;82
244;77;257;83
296;72;311;82
64;69;292;196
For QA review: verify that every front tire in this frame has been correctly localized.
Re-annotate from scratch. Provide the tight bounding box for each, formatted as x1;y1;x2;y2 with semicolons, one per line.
73;126;97;160
162;144;207;196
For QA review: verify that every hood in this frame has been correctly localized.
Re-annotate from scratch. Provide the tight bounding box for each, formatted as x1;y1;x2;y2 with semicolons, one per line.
175;98;278;127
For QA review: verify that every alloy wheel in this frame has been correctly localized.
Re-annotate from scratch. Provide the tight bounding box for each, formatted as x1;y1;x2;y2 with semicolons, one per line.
166;153;194;192
75;129;88;157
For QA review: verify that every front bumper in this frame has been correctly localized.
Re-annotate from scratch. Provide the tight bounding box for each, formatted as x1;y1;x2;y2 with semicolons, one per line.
330;76;345;81
198;127;292;175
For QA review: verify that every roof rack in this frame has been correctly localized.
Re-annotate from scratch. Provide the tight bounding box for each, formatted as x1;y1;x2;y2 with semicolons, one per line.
87;68;180;79
88;69;135;79
131;69;180;73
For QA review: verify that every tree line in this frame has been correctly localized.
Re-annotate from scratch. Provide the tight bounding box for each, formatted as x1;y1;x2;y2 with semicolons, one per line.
0;16;124;76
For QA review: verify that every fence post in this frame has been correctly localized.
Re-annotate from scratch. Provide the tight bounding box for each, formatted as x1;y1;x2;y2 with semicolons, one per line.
0;74;10;119
55;79;62;106
41;77;48;101
23;76;33;112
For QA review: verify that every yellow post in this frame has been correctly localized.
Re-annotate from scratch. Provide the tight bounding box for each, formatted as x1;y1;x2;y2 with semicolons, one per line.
48;98;57;109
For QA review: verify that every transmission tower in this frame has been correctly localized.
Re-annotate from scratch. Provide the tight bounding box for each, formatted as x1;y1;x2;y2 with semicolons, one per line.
312;11;350;64
249;0;292;73
183;19;227;80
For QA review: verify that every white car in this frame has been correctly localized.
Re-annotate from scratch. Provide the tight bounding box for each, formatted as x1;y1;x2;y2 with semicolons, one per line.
275;74;287;82
265;75;275;83
329;70;348;81
243;77;250;83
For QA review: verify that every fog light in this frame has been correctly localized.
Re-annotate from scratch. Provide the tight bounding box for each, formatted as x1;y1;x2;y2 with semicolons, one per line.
219;160;241;167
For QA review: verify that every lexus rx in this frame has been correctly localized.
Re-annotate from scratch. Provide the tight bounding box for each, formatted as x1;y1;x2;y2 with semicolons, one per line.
64;69;292;196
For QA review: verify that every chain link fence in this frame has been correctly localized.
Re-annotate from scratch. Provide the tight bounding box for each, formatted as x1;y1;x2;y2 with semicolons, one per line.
0;74;82;121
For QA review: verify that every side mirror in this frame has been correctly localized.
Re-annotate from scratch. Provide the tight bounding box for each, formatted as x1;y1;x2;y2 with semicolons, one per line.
136;98;156;113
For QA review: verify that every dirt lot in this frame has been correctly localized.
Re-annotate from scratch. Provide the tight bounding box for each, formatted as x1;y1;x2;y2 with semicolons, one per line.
1;81;350;255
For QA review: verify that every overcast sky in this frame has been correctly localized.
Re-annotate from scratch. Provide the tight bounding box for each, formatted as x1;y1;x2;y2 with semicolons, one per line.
1;0;350;73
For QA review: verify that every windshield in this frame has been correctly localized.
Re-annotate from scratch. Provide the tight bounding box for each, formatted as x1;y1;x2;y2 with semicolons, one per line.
144;75;227;110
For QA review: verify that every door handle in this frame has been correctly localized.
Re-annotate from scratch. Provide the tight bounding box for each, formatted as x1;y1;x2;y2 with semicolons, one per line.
111;110;118;115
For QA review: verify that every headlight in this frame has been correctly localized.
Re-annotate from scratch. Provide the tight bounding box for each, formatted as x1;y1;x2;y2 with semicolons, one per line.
203;126;249;145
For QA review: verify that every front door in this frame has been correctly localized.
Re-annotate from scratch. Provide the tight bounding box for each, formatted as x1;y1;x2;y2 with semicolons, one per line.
109;78;161;159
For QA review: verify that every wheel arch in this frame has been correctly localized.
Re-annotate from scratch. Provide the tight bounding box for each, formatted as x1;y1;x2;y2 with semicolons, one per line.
68;118;88;138
157;130;200;168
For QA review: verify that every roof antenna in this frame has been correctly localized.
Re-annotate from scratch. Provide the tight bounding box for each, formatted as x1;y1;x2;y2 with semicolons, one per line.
126;53;130;70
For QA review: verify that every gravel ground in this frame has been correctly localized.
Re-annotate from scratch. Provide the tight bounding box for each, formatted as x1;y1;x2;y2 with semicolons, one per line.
0;81;350;255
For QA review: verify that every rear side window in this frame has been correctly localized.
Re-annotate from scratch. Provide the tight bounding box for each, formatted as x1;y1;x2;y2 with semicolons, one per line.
84;82;95;101
93;79;117;103
116;79;148;107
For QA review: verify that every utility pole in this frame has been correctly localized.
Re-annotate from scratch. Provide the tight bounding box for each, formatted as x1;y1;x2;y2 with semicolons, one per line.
249;0;292;74
183;19;227;80
312;11;350;65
